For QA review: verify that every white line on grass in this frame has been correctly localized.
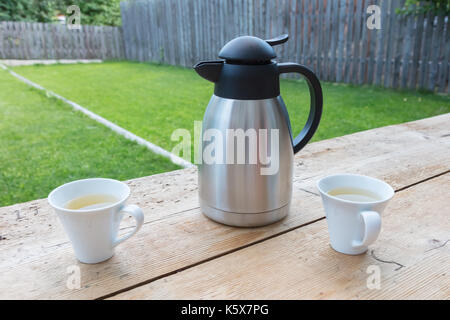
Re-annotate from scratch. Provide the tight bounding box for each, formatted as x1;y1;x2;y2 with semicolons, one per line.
0;63;194;168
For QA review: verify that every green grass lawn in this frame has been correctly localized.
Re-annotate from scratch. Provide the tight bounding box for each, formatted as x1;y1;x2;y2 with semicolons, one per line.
0;69;180;207
13;61;450;153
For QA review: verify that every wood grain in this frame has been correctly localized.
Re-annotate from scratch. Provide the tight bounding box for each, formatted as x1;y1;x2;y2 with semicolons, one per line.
111;173;450;300
0;114;449;299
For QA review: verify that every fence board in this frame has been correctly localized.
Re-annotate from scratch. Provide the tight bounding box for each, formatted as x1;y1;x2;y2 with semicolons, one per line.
419;12;434;88
428;13;445;91
409;11;424;89
344;0;353;83
329;0;339;82
400;14;414;88
359;0;369;84
336;0;347;83
374;0;386;85
438;19;449;92
392;6;404;89
351;0;363;84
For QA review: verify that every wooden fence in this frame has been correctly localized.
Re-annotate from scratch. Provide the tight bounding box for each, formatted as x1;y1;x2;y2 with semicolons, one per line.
120;0;449;93
0;21;125;60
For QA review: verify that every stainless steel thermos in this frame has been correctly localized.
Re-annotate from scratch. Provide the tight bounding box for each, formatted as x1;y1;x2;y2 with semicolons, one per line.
195;34;323;227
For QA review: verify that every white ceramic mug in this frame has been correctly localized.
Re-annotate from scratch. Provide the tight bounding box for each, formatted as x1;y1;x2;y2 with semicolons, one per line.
48;178;144;264
317;174;394;255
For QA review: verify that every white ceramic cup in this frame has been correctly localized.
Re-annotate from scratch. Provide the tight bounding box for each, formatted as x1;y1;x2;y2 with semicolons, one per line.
317;174;394;255
48;178;144;264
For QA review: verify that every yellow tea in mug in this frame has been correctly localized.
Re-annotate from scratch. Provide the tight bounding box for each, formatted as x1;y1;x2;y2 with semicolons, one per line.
65;194;118;210
328;187;381;203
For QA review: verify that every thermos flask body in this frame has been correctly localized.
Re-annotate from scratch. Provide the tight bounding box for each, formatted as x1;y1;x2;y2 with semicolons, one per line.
199;95;294;227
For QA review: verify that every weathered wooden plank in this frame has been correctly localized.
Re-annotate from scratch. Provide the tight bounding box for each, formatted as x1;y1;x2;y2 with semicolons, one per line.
243;0;248;36
302;0;309;66
400;13;414;89
170;0;180;65
322;0;333;81
73;25;80;59
199;0;206;60
392;1;405;89
3;21;9;58
37;23;44;59
344;0;354;83
8;21;15;59
182;0;191;66
38;22;44;58
265;0;271;39
439;18;449;93
336;0;347;82
351;0;363;84
135;2;144;62
120;1;131;60
192;0;200;62
1;114;449;299
148;0;158;62
0;22;4;59
130;3;139;61
112;26;120;59
293;0;302;68
4;22;10;58
428;13;445;91
383;0;397;87
316;0;324;79
409;11;425;90
11;21;19;59
176;0;184;65
79;26;88;59
86;25;94;59
366;0;378;85
374;0;387;86
217;0;224;55
46;23;55;59
211;0;217;57
359;0;369;84
20;21;26;59
138;1;148;62
329;0;339;81
112;173;450;300
203;0;211;60
419;12;434;89
308;0;316;69
23;21;30;59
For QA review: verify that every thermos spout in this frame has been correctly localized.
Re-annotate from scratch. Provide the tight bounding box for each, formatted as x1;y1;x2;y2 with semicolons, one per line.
194;60;224;83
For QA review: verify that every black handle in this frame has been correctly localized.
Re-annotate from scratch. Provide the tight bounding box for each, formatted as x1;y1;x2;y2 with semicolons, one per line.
278;62;323;154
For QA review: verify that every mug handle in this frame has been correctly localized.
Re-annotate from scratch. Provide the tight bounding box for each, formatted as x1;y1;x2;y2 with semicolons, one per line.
352;211;382;249
278;63;323;154
113;204;144;247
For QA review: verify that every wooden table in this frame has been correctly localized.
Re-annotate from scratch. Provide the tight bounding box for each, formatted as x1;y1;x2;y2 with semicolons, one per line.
1;114;449;300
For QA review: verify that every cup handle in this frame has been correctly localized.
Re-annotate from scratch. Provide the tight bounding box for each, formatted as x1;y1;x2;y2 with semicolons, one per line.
352;211;381;249
113;204;144;247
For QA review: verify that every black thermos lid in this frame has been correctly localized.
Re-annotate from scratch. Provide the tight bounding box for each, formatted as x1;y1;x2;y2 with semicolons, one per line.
219;36;277;64
195;34;290;99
